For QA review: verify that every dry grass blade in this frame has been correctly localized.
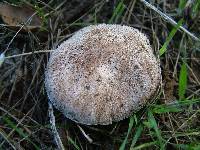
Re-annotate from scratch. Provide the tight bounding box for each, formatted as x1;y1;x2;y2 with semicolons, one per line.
139;0;200;41
0;128;16;150
77;125;93;143
1;0;200;149
0;52;5;67
5;50;53;59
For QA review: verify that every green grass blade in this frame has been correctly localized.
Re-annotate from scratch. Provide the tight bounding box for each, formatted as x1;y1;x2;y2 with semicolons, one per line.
108;0;125;24
130;124;143;148
159;19;183;56
148;110;164;148
152;98;200;107
171;143;200;150
133;114;138;125
114;4;125;23
3;116;40;150
120;116;134;150
178;61;188;100
130;141;158;150
152;105;182;114
192;0;200;17
67;136;80;150
178;0;187;14
178;98;200;105
193;144;200;150
152;98;200;114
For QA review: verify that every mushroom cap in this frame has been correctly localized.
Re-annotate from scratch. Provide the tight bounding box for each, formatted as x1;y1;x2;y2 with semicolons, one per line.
45;24;161;125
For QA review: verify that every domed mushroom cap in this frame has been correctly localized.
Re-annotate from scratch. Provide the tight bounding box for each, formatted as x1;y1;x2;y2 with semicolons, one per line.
45;24;161;125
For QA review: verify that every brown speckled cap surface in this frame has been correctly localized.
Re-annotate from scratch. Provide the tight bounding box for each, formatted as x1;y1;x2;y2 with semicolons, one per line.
45;24;161;125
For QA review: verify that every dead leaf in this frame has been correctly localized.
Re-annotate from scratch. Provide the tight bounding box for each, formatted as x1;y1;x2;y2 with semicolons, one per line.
165;77;177;102
163;70;178;104
0;3;42;31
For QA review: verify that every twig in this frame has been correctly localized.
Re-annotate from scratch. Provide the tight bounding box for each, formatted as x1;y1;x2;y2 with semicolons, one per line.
3;12;38;54
77;125;93;143
48;102;65;150
5;50;53;59
139;0;200;41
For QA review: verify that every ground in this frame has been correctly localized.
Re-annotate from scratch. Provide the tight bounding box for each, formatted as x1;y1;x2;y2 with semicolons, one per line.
0;0;200;149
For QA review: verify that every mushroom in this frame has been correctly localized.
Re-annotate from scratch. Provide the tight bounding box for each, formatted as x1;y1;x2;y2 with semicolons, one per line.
45;24;161;125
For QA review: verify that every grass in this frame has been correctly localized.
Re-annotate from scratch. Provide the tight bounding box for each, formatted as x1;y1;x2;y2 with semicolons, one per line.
159;19;183;56
108;0;125;24
178;61;188;100
0;0;200;149
119;116;134;150
2;116;40;150
67;136;80;150
147;109;164;147
130;123;143;148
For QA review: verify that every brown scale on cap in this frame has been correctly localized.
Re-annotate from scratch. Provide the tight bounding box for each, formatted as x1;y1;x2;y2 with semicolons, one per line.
45;24;161;125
